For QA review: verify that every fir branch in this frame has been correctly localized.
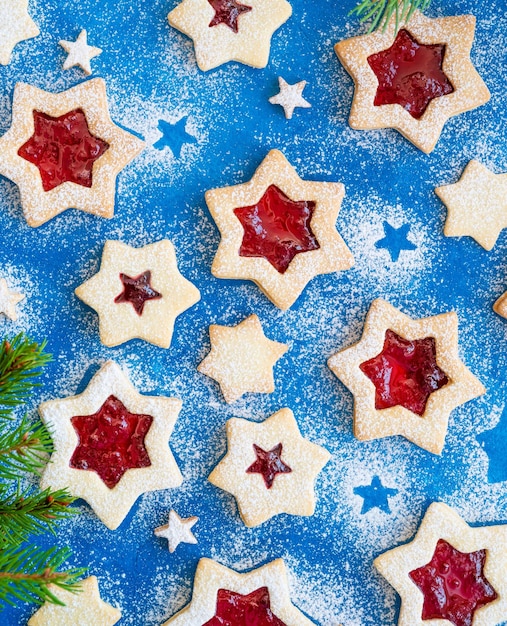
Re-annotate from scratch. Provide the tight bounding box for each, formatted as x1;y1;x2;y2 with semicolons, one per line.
0;416;53;479
0;335;52;419
0;487;77;547
350;0;432;32
0;544;85;608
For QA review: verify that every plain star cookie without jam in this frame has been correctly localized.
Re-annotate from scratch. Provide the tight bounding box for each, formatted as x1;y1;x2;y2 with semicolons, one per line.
197;314;288;403
334;11;490;153
436;160;507;251
0;0;39;65
208;408;330;527
162;558;317;625
39;361;183;530
28;576;121;626
206;149;354;310
154;509;198;553
327;299;485;454
75;239;200;348
374;502;507;626
168;0;292;71
0;277;24;321
59;29;102;75
0;78;145;227
269;77;312;119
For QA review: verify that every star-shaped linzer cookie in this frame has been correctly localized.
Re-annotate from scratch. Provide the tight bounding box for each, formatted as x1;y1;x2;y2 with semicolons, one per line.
168;0;292;71
39;361;183;530
327;299;485;454
28;576;121;626
436;160;507;251
374;502;507;626
162;558;316;625
75;240;200;348
334;11;490;153
0;0;39;65
197;314;288;403
0;78;144;227
208;408;330;527
206;149;354;310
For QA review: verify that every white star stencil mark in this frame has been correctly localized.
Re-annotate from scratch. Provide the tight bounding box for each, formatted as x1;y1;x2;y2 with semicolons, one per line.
269;77;311;119
154;510;198;553
59;29;102;75
0;278;24;321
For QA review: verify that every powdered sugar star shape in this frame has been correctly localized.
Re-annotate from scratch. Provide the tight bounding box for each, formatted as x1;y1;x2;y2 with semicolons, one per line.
0;278;24;321
154;510;198;553
269;77;311;119
168;0;292;71
39;361;183;530
59;29;102;75
28;576;121;626
0;0;39;65
162;558;316;625
75;240;200;348
209;408;330;527
334;11;490;153
327;299;485;454
206;149;354;310
374;502;507;626
0;78;144;227
436;160;507;251
198;314;288;403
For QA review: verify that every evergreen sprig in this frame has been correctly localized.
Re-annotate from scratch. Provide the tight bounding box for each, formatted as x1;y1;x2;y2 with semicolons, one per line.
0;544;85;607
351;0;432;32
0;334;85;611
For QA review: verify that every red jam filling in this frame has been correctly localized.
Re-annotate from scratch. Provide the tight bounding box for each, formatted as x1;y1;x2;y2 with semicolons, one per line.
359;329;449;416
208;0;252;33
69;395;153;489
234;184;320;274
246;443;292;489
17;108;109;192
114;270;162;316
367;29;454;119
203;587;287;626
409;539;498;626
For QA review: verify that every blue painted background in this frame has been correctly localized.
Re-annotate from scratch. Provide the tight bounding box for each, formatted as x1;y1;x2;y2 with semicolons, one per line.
1;0;507;624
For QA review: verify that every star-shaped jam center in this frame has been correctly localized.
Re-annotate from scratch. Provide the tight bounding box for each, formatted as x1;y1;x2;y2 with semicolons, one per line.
246;443;292;489
207;0;252;33
18;108;109;192
203;587;287;626
359;329;449;416
69;395;153;489
114;270;162;316
234;184;320;274
409;539;498;626
367;29;454;119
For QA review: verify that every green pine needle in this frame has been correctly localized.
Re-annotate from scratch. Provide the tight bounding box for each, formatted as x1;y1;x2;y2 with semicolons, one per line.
0;335;52;419
0;544;85;608
350;0;432;32
0;416;53;479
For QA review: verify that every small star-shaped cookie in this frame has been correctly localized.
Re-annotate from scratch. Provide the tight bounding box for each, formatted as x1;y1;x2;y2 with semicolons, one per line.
436;160;507;251
197;314;288;403
28;576;121;626
206;149;354;310
335;11;490;153
39;361;183;530
168;0;292;71
59;29;102;75
154;509;198;553
374;502;507;626
327;299;485;454
0;0;39;65
75;240;200;348
0;278;24;321
269;77;311;119
0;78;145;227
162;558;316;625
208;408;330;527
